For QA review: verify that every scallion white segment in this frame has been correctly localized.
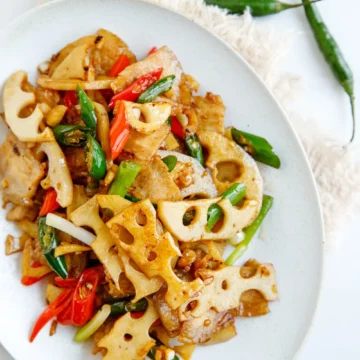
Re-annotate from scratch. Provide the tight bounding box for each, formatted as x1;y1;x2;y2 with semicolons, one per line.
46;213;96;246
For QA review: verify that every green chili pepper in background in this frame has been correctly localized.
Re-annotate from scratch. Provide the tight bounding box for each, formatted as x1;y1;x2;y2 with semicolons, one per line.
74;304;111;343
52;125;95;147
166;117;172;126
76;85;97;130
108;161;142;196
204;0;320;16
225;195;273;265
137;75;176;104
38;216;68;279
185;134;205;167
162;155;177;172
86;134;107;181
110;298;148;317
302;1;355;143
207;183;247;231
231;128;281;169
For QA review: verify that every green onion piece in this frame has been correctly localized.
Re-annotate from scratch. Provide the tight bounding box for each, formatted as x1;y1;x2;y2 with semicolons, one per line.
74;304;111;343
108;161;142;196
231;128;281;169
76;85;97;130
162;155;177;172
206;183;247;231
225;195;274;265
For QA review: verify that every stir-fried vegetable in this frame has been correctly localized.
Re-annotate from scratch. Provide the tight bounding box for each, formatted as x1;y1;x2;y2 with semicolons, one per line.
108;55;130;77
38;217;68;279
110;297;148;317
76;85;97;130
185;134;205;166
207;183;247;231
30;288;73;342
39;188;60;216
46;213;96;246
72;266;104;326
204;0;320;16
86;134;107;180
162;155;177;172
137;75;176;103
225;195;274;265
109;68;163;108
110;101;130;160
124;194;141;203
74;304;112;342
108;161;142;196
52;125;95;147
231;128;281;169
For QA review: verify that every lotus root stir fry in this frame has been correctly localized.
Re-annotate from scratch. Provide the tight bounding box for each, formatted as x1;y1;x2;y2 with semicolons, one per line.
0;29;280;360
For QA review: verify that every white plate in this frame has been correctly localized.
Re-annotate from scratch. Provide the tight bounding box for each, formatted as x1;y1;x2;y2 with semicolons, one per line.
0;0;324;359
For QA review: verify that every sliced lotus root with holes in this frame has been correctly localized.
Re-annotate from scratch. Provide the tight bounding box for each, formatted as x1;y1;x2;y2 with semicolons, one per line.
99;298;158;360
158;197;258;242
70;195;129;289
178;262;278;320
107;199;204;309
120;251;163;302
197;130;263;215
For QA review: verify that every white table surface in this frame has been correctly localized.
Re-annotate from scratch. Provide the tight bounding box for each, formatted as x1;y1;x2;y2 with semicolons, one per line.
0;1;359;359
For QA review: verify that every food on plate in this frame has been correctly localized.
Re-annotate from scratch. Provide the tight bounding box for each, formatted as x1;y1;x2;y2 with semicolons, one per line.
0;29;281;359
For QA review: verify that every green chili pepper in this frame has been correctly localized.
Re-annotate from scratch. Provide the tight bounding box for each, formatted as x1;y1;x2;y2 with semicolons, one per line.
162;155;177;172
110;298;148;317
225;195;273;265
52;125;95;147
76;85;97;130
74;304;111;343
137;75;176;104
108;161;142;196
204;0;320;16
38;217;68;279
207;183;247;231
166;117;172;126
302;1;355;143
231;128;281;169
86;134;107;181
185;134;205;167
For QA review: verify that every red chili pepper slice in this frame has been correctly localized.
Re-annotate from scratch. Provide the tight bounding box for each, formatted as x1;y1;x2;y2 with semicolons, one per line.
148;46;158;56
108;68;163;108
31;261;43;269
110;101;130;160
54;277;79;288
131;311;145;319
57;301;74;326
108;54;130;77
21;275;49;286
39;188;60;216
151;318;161;327
64;91;78;109
29;288;73;342
170;116;185;139
71;267;102;326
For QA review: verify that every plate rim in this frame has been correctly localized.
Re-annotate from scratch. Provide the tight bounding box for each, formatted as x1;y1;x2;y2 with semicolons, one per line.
0;0;325;359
